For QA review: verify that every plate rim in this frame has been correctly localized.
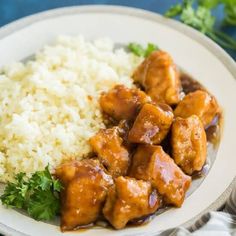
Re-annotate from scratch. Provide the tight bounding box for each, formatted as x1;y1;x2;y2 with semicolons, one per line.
0;5;235;236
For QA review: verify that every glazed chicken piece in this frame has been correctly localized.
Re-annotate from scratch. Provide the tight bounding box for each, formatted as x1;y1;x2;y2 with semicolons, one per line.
128;103;174;144
171;115;207;175
100;84;151;121
129;145;191;207
174;90;219;128
55;159;113;231
89;127;130;177
117;119;134;151
132;50;181;105
103;176;161;229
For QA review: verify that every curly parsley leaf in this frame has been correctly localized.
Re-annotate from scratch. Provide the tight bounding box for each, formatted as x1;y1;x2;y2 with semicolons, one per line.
27;190;60;221
53;179;62;192
128;42;159;57
0;173;28;209
0;166;62;221
29;165;54;191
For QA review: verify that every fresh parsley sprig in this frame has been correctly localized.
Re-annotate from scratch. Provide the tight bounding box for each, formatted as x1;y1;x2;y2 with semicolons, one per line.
165;0;236;51
0;166;62;221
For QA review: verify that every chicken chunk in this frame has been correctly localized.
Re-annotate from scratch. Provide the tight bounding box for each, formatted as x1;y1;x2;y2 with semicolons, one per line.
103;176;161;229
89;127;130;177
129;145;191;207
100;84;151;121
174;90;219;127
55;159;113;231
132;50;181;105
128;103;174;144
171;115;207;175
117;120;135;151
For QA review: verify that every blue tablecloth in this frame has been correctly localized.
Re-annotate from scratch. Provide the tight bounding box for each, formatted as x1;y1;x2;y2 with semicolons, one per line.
0;0;235;59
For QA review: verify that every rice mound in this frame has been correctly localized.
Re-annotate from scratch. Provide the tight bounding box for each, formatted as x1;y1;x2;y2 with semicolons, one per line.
0;35;142;182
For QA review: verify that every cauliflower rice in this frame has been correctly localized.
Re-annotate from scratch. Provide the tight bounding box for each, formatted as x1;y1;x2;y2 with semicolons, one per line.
0;35;142;182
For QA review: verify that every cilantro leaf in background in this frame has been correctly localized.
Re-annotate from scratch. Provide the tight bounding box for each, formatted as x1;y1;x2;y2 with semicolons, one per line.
199;0;236;26
165;4;183;17
198;0;220;9
180;5;215;33
223;0;236;26
128;42;159;57
165;0;236;51
0;166;62;221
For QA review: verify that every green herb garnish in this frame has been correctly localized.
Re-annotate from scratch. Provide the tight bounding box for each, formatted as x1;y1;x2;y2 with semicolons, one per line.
128;42;159;57
222;0;236;26
165;0;236;51
165;4;183;18
0;166;62;221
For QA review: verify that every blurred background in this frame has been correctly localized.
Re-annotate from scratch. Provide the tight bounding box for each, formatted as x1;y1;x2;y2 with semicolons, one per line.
0;0;235;59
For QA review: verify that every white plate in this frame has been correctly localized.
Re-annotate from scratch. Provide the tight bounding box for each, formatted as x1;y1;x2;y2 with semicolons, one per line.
0;5;236;236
